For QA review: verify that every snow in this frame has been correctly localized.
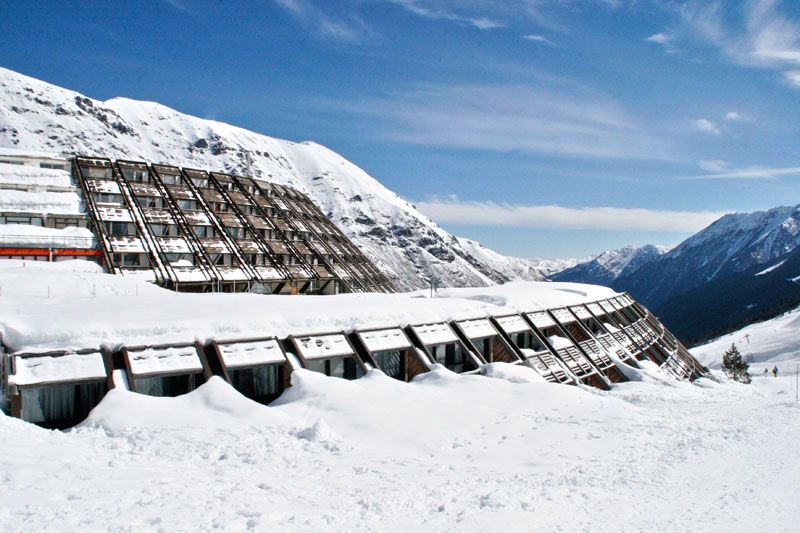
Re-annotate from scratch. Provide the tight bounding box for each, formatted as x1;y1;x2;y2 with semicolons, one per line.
0;261;618;354
755;258;787;276
358;328;412;352
455;318;497;339
493;314;529;334
126;345;204;376
547;334;573;350
411;323;459;345
0;162;72;187
217;339;287;368
8;350;107;387
527;311;555;328
293;334;353;360
1;364;798;531
0;225;95;248
0;189;83;215
692;304;800;369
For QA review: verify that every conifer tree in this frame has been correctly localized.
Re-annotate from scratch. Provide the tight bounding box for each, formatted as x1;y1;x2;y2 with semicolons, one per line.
722;343;751;384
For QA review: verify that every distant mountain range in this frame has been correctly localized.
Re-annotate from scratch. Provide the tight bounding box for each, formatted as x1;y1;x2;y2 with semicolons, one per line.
548;205;800;344
551;244;670;286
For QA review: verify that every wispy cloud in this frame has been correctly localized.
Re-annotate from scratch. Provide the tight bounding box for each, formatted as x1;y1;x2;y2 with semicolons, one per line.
162;0;201;17
414;197;722;232
698;159;730;173
343;84;670;160
680;0;800;87
725;111;743;120
692;118;721;135
273;0;373;43
384;0;504;30
522;34;554;45
679;165;800;180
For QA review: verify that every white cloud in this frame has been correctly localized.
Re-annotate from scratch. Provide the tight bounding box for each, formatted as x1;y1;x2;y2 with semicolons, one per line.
725;111;742;120
698;159;730;172
646;32;670;44
522;34;554;45
680;165;800;179
273;0;372;43
414;198;722;232
784;70;800;86
469;17;505;30
692;118;721;134
680;1;800;88
345;84;670;160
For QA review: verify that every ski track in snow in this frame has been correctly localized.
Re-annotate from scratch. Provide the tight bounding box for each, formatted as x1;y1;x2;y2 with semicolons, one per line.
1;367;798;532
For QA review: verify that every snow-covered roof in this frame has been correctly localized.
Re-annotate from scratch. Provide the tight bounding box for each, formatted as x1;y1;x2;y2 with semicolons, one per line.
358;328;411;353
126;345;204;377
550;308;575;324
586;302;605;316
217;338;286;369
456;318;497;339
494;314;530;334
293;333;353;360
9;351;107;387
412;323;458;346
570;305;592;320
527;311;555;328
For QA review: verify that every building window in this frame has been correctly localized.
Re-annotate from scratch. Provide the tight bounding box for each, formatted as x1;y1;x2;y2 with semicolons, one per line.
39;162;67;170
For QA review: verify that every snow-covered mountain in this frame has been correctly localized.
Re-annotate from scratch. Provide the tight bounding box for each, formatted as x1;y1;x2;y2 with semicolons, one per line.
455;237;549;282
608;205;800;342
550;244;668;286
615;205;800;308
0;66;543;291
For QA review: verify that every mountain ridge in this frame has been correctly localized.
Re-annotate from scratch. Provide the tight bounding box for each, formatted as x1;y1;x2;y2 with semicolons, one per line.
0;66;546;291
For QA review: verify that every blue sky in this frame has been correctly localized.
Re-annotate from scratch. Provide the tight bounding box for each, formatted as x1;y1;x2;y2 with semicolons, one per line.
2;1;800;259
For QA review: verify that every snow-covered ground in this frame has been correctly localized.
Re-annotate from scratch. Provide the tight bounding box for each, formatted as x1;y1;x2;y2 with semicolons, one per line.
1;363;798;532
1;260;799;531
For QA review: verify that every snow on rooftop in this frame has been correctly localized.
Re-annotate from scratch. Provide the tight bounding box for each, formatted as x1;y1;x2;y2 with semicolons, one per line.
127;345;204;377
412;323;458;346
358;328;411;352
457;318;497;339
0;260;618;354
9;350;107;387
494;314;530;334
217;339;286;369
0;147;67;159
294;333;353;360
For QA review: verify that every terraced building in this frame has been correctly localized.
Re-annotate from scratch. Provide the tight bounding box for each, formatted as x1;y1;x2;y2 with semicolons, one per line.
0;152;395;294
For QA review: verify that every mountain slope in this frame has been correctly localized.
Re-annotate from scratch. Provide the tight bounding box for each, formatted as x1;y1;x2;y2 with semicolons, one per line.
603;205;800;343
614;205;800;308
0;66;536;291
455;238;548;283
551;244;668;286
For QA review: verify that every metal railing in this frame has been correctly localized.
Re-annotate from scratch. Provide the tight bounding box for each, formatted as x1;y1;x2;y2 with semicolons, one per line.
0;234;96;249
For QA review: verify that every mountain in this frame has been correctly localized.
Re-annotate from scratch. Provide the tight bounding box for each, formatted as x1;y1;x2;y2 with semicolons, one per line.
550;244;668;286
0;66;543;291
455;237;549;283
612;205;800;343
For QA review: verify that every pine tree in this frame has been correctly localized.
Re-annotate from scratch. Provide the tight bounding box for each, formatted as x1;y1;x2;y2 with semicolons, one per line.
722;343;751;384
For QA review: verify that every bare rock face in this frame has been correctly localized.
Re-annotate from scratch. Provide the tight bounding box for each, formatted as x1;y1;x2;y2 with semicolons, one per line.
0;67;547;291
